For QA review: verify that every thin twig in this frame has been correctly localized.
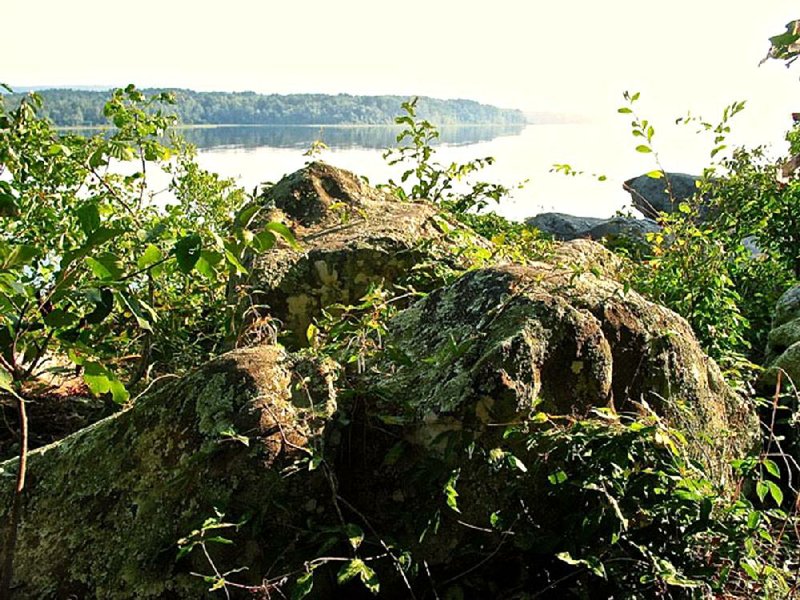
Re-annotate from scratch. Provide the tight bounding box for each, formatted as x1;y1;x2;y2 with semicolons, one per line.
0;386;29;596
440;518;518;587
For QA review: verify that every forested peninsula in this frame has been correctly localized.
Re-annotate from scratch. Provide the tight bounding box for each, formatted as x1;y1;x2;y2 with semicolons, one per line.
0;88;527;127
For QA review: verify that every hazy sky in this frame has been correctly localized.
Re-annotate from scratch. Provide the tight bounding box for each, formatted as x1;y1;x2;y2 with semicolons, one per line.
4;1;799;136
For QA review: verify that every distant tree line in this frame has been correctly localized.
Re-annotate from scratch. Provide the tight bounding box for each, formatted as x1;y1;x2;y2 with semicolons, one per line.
0;88;527;127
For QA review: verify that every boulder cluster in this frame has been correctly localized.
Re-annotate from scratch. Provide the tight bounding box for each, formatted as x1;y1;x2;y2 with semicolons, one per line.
524;171;700;245
0;163;762;598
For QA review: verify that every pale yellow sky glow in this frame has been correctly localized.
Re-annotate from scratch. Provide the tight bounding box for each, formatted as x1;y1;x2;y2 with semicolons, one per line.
4;0;799;142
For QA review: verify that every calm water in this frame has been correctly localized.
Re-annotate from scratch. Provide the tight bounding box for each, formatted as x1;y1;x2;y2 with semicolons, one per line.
183;122;761;222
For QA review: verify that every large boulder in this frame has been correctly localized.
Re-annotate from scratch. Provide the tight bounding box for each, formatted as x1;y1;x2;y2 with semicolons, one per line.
335;241;758;582
762;284;800;387
369;241;756;478
0;346;338;598
759;285;800;483
525;212;660;250
623;172;701;219
525;212;606;240
235;162;489;348
584;215;660;244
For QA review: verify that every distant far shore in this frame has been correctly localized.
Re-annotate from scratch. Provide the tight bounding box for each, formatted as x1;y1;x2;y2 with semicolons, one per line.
55;122;531;131
2;88;528;128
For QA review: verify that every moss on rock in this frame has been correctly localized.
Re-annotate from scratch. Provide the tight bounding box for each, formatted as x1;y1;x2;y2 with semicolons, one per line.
233;162;491;348
0;346;337;599
369;243;757;480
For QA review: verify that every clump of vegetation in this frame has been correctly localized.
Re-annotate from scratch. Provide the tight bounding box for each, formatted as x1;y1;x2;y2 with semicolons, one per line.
383;97;522;214
611;92;797;377
0;85;294;398
0;84;296;593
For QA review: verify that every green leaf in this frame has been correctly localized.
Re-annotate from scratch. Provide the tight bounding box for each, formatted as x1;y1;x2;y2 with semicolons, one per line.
3;244;38;269
89;149;107;169
444;470;461;513
218;427;250;446
291;572;314;600
205;535;234;546
76;203;101;236
263;221;300;250
763;458;780;479
556;552;607;579
44;309;80;328
137;244;163;270
530;412;549;423
767;481;784;506
85;252;123;281
635;145;652;154
174;234;202;274
337;559;364;585
83;361;129;403
741;558;760;580
83;361;111;396
344;523;365;550
223;244;248;275
0;365;13;392
236;203;261;228
756;481;769;502
193;256;213;279
47;143;72;157
86;226;125;248
746;510;761;529
108;377;130;404
506;454;528;473
85;257;113;280
85;288;115;325
710;145;727;158
253;230;276;252
548;470;568;485
0;191;19;218
124;291;156;331
306;323;319;346
617;107;632;114
337;559;379;595
381;441;405;467
646;170;664;179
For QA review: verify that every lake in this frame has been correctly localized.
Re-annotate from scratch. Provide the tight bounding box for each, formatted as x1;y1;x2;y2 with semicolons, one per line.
181;121;764;222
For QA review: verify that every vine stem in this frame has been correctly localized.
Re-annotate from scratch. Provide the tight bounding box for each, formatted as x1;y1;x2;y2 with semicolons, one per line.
0;386;28;598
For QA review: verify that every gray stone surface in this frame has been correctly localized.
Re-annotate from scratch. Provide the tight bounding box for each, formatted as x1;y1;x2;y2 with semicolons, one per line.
763;285;800;388
525;212;606;240
585;216;661;243
623;172;701;219
526;212;660;246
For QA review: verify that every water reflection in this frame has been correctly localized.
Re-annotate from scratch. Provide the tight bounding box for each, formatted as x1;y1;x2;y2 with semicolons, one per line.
178;124;526;150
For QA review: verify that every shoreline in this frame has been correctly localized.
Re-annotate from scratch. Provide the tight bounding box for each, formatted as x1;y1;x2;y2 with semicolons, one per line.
56;122;532;131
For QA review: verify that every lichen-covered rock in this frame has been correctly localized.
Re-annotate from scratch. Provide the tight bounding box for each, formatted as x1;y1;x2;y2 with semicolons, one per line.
235;161;489;348
369;241;757;478
762;284;800;387
0;346;337;599
0;163;766;599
